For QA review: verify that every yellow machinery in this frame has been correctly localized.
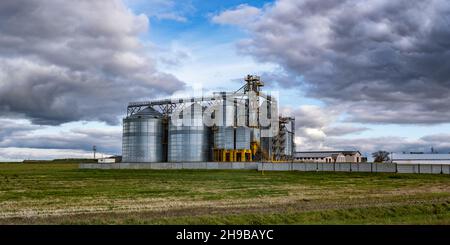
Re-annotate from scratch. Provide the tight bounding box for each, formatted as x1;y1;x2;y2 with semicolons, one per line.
251;141;258;156
213;149;252;162
212;138;257;162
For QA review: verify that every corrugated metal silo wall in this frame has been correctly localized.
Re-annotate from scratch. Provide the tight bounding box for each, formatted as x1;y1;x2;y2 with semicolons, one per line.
168;104;211;162
235;127;251;150
122;117;163;163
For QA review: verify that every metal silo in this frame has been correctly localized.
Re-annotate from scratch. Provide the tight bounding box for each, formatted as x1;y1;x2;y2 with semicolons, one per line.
277;117;295;159
272;117;295;160
212;96;252;161
214;98;235;149
122;107;163;163
214;127;234;149
261;136;272;160
168;103;211;162
283;118;295;157
235;127;251;150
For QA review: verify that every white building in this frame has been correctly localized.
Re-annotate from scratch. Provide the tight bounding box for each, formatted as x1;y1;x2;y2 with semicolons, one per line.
392;153;450;165
98;158;116;163
294;151;364;163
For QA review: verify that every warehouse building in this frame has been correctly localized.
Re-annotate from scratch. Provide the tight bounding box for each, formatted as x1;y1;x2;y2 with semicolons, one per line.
392;152;450;165
294;151;364;163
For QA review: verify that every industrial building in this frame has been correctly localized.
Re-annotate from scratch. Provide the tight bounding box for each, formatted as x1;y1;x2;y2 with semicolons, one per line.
392;152;450;165
294;151;365;163
122;75;295;163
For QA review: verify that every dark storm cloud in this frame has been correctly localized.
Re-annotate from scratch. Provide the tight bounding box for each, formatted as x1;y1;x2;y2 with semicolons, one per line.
0;119;40;140
259;71;302;89
0;0;184;125
323;126;369;137
214;0;450;124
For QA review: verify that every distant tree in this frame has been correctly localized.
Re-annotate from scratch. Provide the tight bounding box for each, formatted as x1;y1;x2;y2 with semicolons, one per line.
372;151;390;163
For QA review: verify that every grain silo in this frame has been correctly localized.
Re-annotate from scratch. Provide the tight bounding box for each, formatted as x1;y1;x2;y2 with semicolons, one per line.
212;96;252;162
122;107;163;162
167;103;211;162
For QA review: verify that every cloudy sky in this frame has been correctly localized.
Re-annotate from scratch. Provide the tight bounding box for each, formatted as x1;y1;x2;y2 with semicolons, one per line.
1;0;450;161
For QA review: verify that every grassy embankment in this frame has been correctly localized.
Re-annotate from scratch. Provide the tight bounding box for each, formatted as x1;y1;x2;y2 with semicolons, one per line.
0;162;449;224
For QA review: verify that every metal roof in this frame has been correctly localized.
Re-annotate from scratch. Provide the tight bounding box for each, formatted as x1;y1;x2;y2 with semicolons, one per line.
295;152;338;158
392;153;450;160
129;107;162;119
295;151;360;158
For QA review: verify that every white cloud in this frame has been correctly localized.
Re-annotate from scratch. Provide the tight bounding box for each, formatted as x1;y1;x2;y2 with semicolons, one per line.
161;41;279;91
212;4;261;26
124;0;194;23
282;104;369;151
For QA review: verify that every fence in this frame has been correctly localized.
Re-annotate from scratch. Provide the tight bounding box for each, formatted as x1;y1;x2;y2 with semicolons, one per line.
80;162;258;170
258;162;450;174
79;162;450;174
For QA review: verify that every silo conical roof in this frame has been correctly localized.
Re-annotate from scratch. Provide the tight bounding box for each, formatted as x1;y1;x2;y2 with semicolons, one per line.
129;107;162;119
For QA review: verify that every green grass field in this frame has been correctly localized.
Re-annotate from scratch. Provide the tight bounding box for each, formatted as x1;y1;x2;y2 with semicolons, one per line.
0;162;449;224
